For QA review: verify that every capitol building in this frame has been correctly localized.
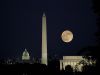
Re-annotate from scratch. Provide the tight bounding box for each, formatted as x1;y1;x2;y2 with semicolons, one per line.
22;48;30;61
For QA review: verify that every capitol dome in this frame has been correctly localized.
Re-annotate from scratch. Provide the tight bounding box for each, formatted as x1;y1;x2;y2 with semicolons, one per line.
22;48;30;60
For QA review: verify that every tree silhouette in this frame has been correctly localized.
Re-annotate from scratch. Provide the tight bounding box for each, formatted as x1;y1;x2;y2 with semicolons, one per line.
65;65;73;72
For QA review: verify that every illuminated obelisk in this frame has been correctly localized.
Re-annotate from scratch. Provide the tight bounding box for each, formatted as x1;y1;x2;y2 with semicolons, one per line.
41;13;47;65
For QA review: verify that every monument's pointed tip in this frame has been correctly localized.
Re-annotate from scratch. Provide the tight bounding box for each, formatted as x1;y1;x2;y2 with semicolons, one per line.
43;12;45;16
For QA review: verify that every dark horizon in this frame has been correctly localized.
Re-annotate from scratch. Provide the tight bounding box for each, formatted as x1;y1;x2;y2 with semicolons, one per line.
0;0;98;59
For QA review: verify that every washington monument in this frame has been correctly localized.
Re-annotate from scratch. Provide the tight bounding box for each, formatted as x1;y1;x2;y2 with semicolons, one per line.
41;13;47;65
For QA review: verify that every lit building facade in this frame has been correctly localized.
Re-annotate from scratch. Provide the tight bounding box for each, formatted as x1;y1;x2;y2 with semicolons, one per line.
60;56;83;71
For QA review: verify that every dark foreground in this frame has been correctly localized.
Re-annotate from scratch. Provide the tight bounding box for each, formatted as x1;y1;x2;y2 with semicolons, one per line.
0;63;98;75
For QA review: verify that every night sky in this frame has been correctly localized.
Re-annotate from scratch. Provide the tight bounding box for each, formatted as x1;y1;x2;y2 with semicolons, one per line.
0;0;97;59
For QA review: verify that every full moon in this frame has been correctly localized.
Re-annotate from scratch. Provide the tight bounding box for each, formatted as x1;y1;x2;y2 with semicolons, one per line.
61;30;73;43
